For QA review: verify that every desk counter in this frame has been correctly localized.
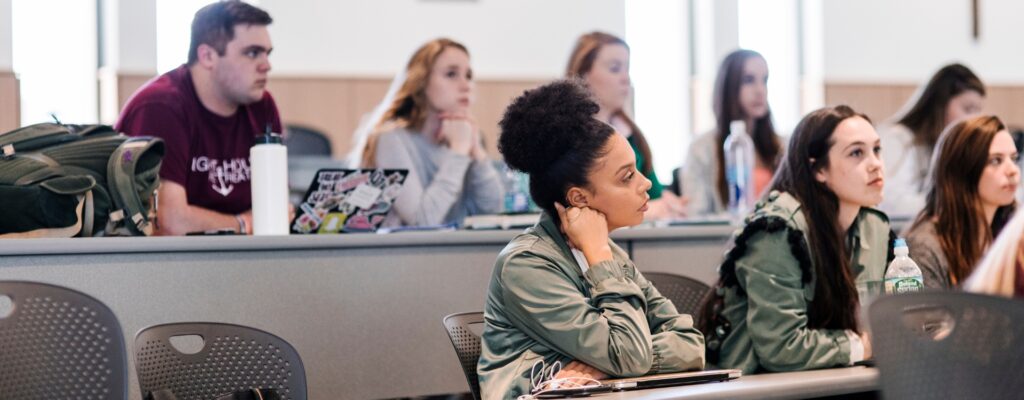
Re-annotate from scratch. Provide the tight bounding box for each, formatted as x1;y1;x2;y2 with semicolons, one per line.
0;225;735;399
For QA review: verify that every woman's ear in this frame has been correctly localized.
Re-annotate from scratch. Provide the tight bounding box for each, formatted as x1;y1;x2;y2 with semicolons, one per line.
566;187;590;208
810;158;828;184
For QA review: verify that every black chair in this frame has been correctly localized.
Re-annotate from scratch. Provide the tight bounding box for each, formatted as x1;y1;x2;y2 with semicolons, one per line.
0;281;128;399
443;312;485;400
284;124;332;158
135;322;307;400
643;272;711;316
869;292;1024;400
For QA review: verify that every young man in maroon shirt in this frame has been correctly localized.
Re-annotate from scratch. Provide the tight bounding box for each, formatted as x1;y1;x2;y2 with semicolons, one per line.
116;1;281;235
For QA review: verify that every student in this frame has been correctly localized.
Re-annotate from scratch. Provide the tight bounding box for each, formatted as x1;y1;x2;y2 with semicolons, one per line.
699;105;890;374
904;116;1018;289
565;32;687;219
684;49;784;216
116;0;279;235
478;80;705;399
879;63;986;217
965;205;1024;298
360;38;503;227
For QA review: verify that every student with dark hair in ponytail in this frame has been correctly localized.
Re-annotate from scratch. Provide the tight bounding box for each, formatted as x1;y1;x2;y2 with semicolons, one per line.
699;105;892;374
477;80;704;399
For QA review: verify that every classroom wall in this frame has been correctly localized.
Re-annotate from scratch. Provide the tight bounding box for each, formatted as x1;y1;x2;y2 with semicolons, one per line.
823;0;1024;84
0;0;16;131
822;0;1024;126
259;0;625;79
0;0;11;70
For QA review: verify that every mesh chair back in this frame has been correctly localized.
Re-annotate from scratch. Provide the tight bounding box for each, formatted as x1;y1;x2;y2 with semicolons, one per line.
643;272;711;316
135;322;307;400
284;125;332;157
443;312;485;400
0;280;127;400
869;292;1024;400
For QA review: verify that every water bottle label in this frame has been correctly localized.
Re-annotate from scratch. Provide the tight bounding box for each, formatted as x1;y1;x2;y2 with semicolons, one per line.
885;276;923;294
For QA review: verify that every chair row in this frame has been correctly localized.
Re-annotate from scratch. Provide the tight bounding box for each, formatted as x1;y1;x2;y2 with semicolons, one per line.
443;278;1024;400
0;281;307;400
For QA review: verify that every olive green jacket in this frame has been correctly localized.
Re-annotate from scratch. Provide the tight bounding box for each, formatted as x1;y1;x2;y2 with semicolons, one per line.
706;191;892;374
477;213;705;399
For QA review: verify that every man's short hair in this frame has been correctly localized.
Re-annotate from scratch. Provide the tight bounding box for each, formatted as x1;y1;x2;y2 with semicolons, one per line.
187;0;272;65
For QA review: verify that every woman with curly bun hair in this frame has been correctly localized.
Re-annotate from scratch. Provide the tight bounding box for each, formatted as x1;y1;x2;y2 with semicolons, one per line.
476;80;705;399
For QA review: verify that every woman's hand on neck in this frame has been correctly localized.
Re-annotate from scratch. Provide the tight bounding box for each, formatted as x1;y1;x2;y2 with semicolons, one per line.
837;202;860;233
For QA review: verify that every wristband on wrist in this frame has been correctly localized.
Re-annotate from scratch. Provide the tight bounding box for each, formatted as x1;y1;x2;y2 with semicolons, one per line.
235;214;247;234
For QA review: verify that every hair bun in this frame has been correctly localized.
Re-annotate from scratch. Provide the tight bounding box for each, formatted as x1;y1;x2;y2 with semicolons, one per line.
498;80;606;175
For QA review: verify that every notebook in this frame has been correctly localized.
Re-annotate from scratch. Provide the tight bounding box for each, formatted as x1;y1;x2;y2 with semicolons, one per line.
290;168;408;234
601;369;742;391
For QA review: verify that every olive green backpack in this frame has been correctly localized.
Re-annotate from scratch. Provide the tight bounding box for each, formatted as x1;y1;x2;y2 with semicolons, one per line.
0;122;165;237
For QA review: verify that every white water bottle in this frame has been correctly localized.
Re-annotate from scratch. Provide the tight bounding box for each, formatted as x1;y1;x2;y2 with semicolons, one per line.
724;120;755;223
250;130;289;235
885;238;924;294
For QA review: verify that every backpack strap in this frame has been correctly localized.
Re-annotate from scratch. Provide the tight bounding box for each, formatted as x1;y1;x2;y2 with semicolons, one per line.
106;137;164;235
0;123;77;156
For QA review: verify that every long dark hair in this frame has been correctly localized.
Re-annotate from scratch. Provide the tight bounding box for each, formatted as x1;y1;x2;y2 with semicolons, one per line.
713;49;782;205
896;63;985;149
566;32;654;177
912;115;1016;285
769;105;870;331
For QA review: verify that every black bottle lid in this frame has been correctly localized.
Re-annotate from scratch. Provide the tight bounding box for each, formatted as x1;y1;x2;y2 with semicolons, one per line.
254;123;283;145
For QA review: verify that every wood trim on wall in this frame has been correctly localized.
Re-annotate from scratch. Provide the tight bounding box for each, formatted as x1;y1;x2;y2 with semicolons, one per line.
825;83;1024;129
115;73;547;160
0;71;20;133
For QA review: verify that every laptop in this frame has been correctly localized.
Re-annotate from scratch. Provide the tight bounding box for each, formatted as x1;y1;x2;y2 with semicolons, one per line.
290;168;409;234
534;369;741;398
601;369;741;391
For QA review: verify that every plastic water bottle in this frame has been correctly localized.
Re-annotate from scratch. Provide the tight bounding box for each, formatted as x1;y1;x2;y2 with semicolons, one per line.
502;163;531;213
724;120;755;223
250;128;290;235
885;238;924;294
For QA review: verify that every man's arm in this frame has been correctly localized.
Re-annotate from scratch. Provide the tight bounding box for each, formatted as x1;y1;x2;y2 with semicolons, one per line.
155;181;251;236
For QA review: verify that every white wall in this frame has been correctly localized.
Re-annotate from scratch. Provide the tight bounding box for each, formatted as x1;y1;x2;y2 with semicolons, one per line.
0;0;11;70
118;0;157;72
259;0;625;78
824;0;1024;84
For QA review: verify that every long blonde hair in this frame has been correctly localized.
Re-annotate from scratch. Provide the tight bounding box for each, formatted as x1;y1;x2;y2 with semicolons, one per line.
361;38;470;167
965;206;1024;297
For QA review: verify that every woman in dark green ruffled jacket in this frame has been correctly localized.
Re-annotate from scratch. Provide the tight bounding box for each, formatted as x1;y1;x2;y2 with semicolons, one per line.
699;105;894;374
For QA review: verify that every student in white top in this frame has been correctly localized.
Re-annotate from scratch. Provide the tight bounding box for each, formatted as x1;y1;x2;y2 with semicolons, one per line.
683;49;784;216
878;63;985;217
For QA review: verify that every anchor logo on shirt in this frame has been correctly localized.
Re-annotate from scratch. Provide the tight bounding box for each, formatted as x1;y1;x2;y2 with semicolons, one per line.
212;168;234;197
192;156;250;197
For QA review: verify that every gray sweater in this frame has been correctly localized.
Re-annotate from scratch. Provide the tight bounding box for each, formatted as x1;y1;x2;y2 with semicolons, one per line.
374;127;504;227
902;219;952;289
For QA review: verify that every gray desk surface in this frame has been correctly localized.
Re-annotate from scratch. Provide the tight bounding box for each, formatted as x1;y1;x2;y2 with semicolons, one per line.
601;367;878;400
2;224;881;399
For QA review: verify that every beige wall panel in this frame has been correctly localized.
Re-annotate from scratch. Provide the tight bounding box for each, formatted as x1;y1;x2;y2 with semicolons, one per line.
0;71;19;132
825;83;1024;129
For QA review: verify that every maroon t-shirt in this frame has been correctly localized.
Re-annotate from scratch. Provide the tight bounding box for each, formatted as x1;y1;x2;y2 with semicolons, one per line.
115;64;282;215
